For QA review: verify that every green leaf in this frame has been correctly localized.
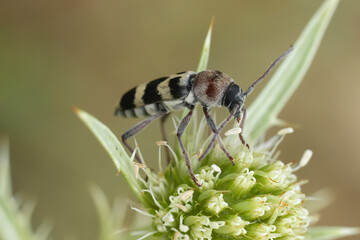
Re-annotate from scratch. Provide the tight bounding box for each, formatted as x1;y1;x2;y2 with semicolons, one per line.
244;0;339;141
196;16;214;72
181;17;214;120
74;107;143;201
307;227;360;240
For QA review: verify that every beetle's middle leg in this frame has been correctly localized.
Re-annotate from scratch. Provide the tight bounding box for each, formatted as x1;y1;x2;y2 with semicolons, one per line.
176;105;201;187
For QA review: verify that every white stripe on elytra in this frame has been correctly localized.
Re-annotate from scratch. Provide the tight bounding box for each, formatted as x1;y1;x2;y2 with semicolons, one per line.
157;71;195;101
134;84;146;107
157;78;173;100
181;71;196;85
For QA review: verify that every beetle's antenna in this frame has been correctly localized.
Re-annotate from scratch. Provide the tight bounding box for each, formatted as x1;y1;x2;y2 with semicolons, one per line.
244;46;294;97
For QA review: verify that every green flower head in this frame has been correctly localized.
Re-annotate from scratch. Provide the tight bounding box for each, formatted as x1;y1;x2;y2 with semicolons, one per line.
134;122;313;240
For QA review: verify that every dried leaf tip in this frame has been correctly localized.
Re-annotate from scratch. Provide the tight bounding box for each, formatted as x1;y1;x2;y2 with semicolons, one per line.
209;15;215;31
71;106;81;114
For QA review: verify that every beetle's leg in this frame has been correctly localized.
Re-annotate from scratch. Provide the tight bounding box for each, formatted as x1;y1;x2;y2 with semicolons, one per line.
238;106;250;149
217;137;233;161
160;113;171;164
199;107;234;165
122;110;168;163
177;105;200;187
199;105;240;164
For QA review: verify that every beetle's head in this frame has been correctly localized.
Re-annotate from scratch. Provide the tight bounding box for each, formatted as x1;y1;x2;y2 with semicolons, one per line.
222;83;245;121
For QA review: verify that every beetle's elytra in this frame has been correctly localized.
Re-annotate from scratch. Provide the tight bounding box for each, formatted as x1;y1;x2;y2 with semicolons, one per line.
115;46;293;186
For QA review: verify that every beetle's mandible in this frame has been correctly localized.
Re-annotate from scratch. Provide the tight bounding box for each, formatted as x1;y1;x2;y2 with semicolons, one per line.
115;46;293;186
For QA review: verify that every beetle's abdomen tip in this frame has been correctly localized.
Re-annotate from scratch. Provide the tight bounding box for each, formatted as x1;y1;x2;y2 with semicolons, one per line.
114;107;125;117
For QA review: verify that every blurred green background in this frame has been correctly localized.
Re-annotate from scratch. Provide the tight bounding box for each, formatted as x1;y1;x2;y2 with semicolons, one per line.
1;0;360;239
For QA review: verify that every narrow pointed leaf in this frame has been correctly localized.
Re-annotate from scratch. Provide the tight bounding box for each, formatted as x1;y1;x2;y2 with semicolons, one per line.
90;185;126;240
306;227;360;240
0;136;11;197
196;16;214;72
181;17;215;120
74;107;142;201
90;185;112;240
245;0;339;141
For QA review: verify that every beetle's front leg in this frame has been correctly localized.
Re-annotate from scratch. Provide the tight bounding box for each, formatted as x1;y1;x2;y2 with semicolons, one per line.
238;106;250;149
198;106;238;164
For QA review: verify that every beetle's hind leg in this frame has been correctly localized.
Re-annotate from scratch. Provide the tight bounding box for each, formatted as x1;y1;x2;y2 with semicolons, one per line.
122;110;168;163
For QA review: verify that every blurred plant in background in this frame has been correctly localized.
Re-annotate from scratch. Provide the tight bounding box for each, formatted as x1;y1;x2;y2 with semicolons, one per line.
1;0;359;239
0;137;52;240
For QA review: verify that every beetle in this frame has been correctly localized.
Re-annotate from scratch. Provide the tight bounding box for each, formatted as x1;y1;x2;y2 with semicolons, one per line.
115;46;293;186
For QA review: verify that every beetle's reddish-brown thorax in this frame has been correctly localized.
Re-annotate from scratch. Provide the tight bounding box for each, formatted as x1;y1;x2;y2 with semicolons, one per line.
192;70;234;107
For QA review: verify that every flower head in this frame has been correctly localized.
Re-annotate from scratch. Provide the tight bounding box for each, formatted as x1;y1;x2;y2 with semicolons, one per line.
134;124;315;240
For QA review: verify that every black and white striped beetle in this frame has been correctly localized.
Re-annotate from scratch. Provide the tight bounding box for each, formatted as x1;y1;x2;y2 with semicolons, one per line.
115;46;293;186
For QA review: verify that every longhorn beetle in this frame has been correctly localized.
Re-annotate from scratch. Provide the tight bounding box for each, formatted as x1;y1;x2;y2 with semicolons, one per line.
115;46;293;186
